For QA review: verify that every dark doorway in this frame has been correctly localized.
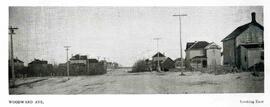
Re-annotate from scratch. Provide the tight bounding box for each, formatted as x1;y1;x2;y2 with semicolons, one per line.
202;60;207;68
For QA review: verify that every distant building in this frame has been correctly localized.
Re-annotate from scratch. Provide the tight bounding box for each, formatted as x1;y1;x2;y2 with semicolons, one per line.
151;52;175;71
152;52;166;62
221;12;264;70
67;54;106;75
185;41;209;68
9;58;24;69
28;59;53;77
9;58;24;78
185;41;221;68
70;54;88;64
161;57;175;71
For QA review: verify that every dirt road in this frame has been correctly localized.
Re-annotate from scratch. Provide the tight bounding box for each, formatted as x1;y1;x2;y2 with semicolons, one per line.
10;68;264;94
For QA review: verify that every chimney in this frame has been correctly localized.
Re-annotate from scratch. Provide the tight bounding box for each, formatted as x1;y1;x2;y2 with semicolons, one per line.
251;12;256;22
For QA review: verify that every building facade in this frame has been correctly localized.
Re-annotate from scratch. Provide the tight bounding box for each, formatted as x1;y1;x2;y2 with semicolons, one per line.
185;41;221;69
221;12;264;70
28;59;53;77
205;42;222;67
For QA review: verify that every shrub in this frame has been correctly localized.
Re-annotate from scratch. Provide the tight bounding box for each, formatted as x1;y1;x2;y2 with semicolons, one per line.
131;59;149;73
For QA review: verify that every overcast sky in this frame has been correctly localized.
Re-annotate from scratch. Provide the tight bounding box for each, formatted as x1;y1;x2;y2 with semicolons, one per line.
9;6;263;66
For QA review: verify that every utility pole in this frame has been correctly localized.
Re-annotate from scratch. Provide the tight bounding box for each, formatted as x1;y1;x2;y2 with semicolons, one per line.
9;26;18;87
153;37;161;72
64;46;71;78
173;12;187;75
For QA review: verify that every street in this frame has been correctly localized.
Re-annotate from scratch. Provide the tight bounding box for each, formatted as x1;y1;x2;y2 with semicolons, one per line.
10;68;264;94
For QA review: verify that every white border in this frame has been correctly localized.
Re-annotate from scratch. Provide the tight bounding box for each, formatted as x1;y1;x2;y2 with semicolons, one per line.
1;0;270;107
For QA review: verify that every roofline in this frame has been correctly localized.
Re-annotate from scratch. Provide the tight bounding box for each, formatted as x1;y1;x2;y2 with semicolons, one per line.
204;42;222;49
221;22;264;42
186;41;198;50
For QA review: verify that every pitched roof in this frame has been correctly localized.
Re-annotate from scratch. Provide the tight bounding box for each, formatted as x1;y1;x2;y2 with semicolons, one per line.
204;42;221;49
186;41;209;50
164;57;174;63
186;42;195;50
221;22;264;42
152;52;165;57
13;58;23;63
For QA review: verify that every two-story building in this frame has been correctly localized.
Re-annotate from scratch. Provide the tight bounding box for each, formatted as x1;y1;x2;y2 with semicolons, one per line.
185;41;222;69
221;12;264;70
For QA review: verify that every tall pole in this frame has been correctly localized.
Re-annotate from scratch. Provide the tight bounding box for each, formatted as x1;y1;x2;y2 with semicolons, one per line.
64;46;71;78
9;26;18;87
153;37;161;72
173;13;187;69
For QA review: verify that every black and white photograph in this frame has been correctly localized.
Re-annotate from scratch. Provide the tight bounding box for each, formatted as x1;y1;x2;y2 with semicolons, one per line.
8;6;264;94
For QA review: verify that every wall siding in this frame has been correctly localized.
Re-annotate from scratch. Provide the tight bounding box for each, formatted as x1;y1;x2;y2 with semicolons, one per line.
206;49;221;66
236;25;264;47
247;48;263;68
223;39;235;65
186;49;204;59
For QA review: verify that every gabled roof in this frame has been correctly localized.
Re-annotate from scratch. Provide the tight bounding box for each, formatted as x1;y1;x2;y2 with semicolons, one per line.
162;57;175;64
186;42;195;50
152;52;165;57
221;22;264;42
165;57;174;62
204;42;221;49
186;41;209;50
13;58;23;63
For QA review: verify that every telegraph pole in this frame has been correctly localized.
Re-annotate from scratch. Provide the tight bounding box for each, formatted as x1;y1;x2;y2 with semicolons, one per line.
173;12;187;74
153;37;161;72
9;26;18;87
64;46;71;78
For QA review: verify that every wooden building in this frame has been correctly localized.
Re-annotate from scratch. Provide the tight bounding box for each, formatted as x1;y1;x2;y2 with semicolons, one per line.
221;12;264;70
185;41;222;69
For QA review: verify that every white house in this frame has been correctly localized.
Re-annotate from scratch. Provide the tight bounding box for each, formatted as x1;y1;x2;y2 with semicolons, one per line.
185;41;222;69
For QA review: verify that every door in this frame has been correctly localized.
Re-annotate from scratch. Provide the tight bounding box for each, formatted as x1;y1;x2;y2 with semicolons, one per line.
202;60;207;68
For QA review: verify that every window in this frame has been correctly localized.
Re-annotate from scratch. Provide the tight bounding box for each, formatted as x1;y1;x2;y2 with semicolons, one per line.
261;51;264;60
